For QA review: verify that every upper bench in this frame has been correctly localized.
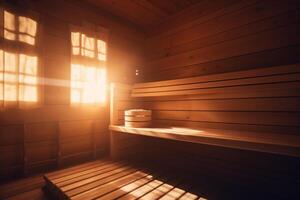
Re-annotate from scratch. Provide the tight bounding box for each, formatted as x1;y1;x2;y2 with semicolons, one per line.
109;64;300;157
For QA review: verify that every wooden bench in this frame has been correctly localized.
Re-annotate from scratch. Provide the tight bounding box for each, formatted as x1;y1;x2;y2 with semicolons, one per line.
109;64;300;158
43;159;206;200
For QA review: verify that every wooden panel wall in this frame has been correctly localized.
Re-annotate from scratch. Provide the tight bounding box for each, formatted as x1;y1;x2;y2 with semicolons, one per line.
145;0;300;81
0;0;145;182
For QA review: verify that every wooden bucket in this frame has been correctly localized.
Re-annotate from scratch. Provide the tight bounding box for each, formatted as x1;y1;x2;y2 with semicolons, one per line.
124;109;152;128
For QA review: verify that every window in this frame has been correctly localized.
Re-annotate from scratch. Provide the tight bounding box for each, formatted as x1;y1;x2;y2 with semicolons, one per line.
70;27;107;105
0;51;38;102
0;8;39;107
3;10;37;45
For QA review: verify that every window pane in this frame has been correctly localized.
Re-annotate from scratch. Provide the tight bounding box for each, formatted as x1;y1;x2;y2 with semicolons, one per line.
82;34;94;50
71;65;106;104
18;16;37;36
72;47;80;55
19;85;37;102
4;84;17;101
71;32;80;47
4;73;17;83
4;11;15;31
4;11;16;41
19;54;37;75
19;75;37;85
98;53;106;61
4;52;17;72
0;50;3;71
19;34;35;45
71;64;81;81
0;83;3;100
71;88;81;103
97;40;106;54
4;30;16;41
83;49;94;58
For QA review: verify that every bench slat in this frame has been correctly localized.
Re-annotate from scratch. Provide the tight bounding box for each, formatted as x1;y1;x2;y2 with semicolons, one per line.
109;125;300;157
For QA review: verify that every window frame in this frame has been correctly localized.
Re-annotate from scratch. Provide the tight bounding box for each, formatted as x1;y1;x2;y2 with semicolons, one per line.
0;6;41;108
70;24;108;106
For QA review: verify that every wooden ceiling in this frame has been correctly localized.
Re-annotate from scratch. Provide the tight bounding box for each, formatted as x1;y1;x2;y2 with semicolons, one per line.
83;0;201;31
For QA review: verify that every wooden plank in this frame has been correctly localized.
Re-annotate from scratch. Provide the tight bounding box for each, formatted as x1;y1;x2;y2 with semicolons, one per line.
0;125;24;145
118;178;164;199
0;175;44;199
178;192;200;200
153;119;300;135
59;120;94;139
150;0;258;39
149;9;300;60
136;97;300;112
6;188;47;200
71;170;149;199
151;44;300;81
132;81;300;97
170;0;300;46
151;110;300;127
45;160;108;179
159;185;187;200
133;73;300;93
64;166;137;196
133;64;300;88
109;125;300;157
55;162;126;187
95;174;156;200
153;0;240;36
147;25;300;70
26;141;57;163
139;177;181;199
24;122;57;143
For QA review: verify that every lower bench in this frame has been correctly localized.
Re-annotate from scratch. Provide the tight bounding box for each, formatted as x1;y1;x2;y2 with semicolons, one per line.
43;159;207;200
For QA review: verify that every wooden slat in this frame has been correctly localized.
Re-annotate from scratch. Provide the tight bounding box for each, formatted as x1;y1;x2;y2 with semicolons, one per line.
118;178;164;199
95;174;156;200
56;162;125;187
71;170;149;199
133;64;300;89
136;97;300;112
109;125;300;157
139;177;181;199
148;25;300;70
159;185;187;200
133;73;300;94
132;81;300;97
64;166;137;196
44;159;205;200
45;160;107;179
149;8;300;60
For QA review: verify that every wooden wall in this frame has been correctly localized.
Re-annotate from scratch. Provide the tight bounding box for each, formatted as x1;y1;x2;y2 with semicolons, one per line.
0;0;145;182
145;0;300;81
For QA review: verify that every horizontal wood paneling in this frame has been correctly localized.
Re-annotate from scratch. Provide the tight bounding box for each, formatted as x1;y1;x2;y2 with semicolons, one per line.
145;0;300;81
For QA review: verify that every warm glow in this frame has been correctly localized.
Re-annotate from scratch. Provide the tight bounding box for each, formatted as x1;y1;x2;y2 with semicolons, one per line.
70;30;107;105
116;175;205;200
71;64;106;104
4;11;16;40
3;10;37;45
71;31;107;61
71;32;80;55
81;34;95;58
19;15;37;45
97;39;106;61
0;51;38;102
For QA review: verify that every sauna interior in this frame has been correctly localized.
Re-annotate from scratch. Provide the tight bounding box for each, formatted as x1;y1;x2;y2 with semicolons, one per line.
0;0;299;199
